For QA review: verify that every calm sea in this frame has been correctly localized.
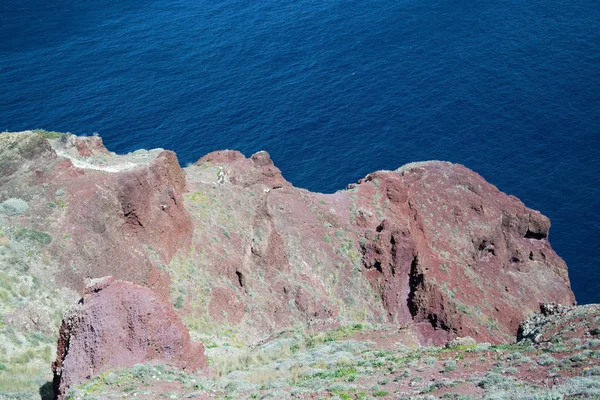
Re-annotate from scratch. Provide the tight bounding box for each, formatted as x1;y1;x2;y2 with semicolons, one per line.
1;0;598;303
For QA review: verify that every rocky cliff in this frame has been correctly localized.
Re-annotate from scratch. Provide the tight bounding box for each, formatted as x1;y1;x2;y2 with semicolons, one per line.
0;131;587;399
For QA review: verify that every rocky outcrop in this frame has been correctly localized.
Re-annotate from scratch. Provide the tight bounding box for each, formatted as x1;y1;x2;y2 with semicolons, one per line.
0;131;193;295
0;131;576;352
518;302;600;344
183;157;574;345
0;131;56;180
52;276;206;399
195;149;291;188
390;162;575;343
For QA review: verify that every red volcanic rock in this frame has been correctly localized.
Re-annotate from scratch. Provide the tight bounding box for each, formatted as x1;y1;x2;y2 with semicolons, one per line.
115;150;192;262
341;162;574;344
178;155;574;345
378;162;574;343
195;150;290;188
0;132;576;354
0;132;193;295
52;277;206;399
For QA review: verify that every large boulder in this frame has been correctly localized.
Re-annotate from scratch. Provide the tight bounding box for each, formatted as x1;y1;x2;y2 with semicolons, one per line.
52;277;206;399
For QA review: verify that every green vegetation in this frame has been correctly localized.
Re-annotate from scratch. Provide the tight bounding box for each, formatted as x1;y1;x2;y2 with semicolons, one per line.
373;390;389;397
443;359;458;373
55;322;600;400
32;129;64;139
0;347;55;395
13;228;52;246
222;227;231;239
0;226;75;398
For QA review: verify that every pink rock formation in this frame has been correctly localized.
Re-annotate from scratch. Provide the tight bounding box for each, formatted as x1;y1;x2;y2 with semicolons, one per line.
188;155;574;344
0;132;193;296
52;277;206;399
362;162;575;343
196;149;291;188
0;131;576;360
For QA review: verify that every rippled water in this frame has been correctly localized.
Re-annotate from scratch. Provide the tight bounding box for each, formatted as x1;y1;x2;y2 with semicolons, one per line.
1;0;598;303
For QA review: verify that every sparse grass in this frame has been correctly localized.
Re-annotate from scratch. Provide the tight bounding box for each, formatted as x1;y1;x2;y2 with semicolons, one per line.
306;323;365;347
546;342;569;353
210;338;301;377
570;350;591;362
421;380;460;394
443;359;457;373
0;235;76;397
537;354;557;366
583;366;600;376
313;365;357;380
57;322;600;400
373;390;389;397
13;228;52;246
557;376;600;397
0;362;53;394
72;363;205;399
32;129;64;139
222;227;231;239
478;372;515;390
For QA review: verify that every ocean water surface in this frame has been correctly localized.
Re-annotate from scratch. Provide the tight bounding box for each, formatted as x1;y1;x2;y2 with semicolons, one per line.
1;0;599;303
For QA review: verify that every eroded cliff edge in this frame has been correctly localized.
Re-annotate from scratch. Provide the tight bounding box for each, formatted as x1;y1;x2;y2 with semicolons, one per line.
0;131;574;340
0;130;577;395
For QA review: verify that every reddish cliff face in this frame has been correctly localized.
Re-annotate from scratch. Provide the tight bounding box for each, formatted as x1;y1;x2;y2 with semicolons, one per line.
371;162;575;343
0;131;193;296
185;157;574;345
52;277;207;399
0;131;575;355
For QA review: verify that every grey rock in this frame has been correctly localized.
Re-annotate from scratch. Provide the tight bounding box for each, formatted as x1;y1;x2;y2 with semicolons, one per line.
0;198;29;216
446;336;477;348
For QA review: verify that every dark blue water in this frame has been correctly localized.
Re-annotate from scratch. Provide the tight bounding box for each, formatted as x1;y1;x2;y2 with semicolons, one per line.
1;0;599;303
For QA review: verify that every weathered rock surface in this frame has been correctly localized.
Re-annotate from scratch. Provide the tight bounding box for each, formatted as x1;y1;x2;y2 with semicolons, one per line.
52;276;206;399
0;131;192;296
518;302;600;344
184;155;575;344
387;162;575;343
0;131;578;393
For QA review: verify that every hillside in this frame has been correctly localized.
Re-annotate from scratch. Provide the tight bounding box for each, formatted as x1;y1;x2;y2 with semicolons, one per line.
0;130;597;399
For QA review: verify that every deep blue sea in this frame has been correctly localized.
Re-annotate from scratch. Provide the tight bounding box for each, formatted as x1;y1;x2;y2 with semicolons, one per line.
1;0;598;303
